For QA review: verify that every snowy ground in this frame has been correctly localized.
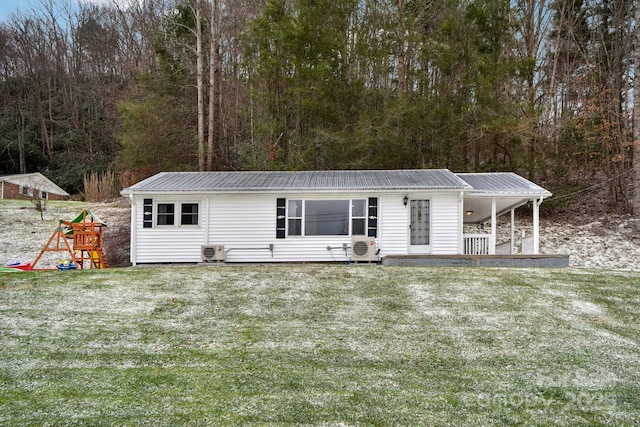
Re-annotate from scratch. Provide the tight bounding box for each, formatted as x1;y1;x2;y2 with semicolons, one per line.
493;213;640;270
1;199;639;271
0;200;130;269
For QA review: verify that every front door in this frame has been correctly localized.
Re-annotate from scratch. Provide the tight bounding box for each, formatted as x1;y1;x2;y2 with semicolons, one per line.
409;199;431;253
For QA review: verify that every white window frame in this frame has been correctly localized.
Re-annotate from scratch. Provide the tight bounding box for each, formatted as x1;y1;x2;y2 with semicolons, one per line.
351;199;367;236
180;202;199;226
154;201;200;228
286;198;367;237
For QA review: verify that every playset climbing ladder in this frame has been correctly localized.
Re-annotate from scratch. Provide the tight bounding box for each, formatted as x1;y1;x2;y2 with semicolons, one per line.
32;209;109;270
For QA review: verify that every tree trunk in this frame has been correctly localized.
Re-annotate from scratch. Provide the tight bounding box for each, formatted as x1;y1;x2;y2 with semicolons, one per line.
196;0;206;171
18;108;27;174
397;0;406;95
207;0;221;171
634;0;640;215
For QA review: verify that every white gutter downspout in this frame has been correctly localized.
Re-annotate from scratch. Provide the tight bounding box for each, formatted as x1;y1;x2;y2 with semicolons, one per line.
204;197;210;245
129;194;137;266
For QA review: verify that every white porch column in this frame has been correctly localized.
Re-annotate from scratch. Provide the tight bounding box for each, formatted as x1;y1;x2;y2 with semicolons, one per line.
490;197;496;255
458;192;464;255
533;197;541;255
510;208;515;255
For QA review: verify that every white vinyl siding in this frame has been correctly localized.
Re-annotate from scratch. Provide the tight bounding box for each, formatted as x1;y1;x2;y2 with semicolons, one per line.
431;193;461;254
376;193;460;257
208;193;364;262
130;191;463;264
131;196;207;264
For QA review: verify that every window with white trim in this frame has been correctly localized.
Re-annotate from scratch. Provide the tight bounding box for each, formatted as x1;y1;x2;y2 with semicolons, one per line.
288;199;302;236
157;203;175;225
154;202;200;227
285;199;369;236
351;199;367;235
181;203;199;225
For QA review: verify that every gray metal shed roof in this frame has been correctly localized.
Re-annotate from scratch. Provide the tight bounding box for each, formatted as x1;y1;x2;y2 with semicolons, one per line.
456;172;551;196
122;169;472;193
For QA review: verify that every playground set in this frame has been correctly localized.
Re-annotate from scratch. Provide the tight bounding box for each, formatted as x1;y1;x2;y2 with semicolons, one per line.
3;209;109;271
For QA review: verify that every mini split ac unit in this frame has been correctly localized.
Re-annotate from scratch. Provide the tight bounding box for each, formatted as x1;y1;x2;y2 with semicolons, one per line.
201;245;226;262
351;237;378;262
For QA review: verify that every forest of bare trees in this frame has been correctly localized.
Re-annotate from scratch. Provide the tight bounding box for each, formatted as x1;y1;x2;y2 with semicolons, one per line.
0;0;638;214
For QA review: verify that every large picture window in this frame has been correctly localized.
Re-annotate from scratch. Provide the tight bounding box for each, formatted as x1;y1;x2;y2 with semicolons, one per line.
286;199;368;236
306;200;349;235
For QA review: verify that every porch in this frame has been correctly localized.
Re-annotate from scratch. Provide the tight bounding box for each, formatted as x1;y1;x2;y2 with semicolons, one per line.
457;173;551;256
381;254;570;267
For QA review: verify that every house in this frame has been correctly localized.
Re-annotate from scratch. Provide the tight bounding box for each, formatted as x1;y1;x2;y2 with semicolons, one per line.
120;169;561;266
0;173;69;201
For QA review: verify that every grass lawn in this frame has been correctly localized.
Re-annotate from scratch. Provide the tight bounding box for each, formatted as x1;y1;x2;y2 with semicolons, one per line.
1;265;639;425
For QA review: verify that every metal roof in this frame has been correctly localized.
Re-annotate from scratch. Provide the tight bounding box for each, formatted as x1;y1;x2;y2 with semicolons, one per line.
122;169;472;193
456;172;551;196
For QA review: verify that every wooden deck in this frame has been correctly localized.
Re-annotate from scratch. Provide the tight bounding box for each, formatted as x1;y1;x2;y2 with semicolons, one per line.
381;254;570;268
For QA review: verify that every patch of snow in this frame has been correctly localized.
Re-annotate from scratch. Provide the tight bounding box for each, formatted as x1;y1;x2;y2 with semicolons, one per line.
1;200;639;270
571;300;604;316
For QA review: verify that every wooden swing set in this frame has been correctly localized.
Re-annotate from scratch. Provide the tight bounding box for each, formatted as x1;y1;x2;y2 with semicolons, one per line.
32;209;109;270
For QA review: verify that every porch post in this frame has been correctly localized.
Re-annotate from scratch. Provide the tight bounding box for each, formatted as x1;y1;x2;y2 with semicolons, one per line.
510;208;515;255
490;197;496;255
533;197;541;255
458;192;464;255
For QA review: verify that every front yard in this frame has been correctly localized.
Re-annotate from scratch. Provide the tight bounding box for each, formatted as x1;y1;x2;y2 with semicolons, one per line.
1;265;639;425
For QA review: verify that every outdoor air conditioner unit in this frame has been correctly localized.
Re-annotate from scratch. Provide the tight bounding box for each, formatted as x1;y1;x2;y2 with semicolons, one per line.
351;237;378;262
201;245;226;262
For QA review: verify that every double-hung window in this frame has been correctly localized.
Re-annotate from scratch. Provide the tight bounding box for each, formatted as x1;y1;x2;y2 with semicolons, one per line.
288;200;302;236
286;199;368;236
351;199;367;236
154;201;199;227
181;203;199;225
157;203;175;226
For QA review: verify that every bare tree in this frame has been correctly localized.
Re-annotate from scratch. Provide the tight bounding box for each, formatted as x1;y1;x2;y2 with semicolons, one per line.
207;0;221;170
634;0;640;215
196;0;206;171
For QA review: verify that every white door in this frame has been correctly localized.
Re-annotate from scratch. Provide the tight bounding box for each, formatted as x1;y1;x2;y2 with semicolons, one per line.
409;199;431;253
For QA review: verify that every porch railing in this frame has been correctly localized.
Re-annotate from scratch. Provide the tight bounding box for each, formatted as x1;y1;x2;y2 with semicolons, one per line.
463;234;490;255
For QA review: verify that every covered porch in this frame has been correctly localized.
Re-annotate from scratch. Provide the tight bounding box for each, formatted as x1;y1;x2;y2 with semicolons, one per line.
457;173;552;256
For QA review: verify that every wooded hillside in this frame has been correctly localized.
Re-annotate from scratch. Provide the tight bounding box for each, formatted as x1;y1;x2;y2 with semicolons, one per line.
0;0;638;213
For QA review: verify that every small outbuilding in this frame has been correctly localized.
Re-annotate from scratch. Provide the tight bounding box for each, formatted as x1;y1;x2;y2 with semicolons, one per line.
0;173;69;201
121;169;557;266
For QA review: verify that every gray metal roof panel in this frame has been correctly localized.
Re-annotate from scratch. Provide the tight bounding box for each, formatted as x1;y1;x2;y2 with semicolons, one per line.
456;172;551;196
123;170;472;193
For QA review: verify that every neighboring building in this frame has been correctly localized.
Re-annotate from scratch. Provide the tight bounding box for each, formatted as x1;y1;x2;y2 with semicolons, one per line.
0;173;69;201
120;169;552;265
